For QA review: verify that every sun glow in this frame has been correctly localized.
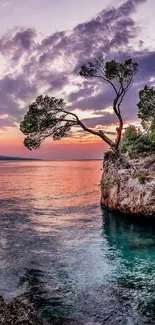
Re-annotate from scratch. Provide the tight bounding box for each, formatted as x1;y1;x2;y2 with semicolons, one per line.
71;109;102;120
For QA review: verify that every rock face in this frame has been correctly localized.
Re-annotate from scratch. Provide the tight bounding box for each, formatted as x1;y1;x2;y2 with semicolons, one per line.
100;151;155;216
0;296;43;325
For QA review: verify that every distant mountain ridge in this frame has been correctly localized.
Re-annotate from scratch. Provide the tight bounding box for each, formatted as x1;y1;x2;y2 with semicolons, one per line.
0;155;41;161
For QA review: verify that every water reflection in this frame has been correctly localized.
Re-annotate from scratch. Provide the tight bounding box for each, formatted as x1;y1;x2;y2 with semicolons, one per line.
103;208;155;265
102;208;155;324
0;161;155;324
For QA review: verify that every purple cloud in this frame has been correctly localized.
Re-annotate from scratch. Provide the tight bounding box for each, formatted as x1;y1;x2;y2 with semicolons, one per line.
0;28;36;62
0;0;151;133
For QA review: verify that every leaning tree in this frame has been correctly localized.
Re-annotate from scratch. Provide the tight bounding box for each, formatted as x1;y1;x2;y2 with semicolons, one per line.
20;58;138;153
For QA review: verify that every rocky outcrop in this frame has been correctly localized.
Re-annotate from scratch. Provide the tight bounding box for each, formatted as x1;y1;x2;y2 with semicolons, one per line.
0;296;43;325
100;151;155;216
0;297;87;325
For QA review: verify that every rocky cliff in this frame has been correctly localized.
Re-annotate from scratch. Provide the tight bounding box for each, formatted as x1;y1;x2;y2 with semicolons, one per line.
100;151;155;216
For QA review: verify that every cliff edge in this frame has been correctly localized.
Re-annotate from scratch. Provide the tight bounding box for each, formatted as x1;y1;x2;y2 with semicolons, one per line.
100;151;155;216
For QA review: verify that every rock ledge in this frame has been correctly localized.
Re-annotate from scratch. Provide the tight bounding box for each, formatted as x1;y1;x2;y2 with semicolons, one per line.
100;151;155;216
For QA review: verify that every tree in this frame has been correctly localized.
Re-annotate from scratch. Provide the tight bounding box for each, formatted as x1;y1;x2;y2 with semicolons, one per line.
80;57;138;150
120;125;155;158
137;85;155;133
120;84;155;158
20;58;138;153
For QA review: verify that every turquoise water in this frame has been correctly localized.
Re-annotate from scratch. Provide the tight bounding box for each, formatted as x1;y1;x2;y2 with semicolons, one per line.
0;160;155;324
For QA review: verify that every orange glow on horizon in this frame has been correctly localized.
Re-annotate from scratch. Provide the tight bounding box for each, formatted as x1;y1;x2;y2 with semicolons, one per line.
0;118;140;159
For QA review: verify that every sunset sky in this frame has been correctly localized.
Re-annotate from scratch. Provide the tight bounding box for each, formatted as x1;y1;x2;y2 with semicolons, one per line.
0;0;155;160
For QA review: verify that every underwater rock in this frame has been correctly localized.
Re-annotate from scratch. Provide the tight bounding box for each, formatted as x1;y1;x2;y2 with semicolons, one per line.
0;296;43;325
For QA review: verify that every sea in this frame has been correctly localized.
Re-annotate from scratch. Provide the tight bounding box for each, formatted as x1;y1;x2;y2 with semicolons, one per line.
0;160;155;324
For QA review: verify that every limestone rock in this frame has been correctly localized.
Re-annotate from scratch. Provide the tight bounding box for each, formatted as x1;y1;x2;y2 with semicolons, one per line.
100;151;155;216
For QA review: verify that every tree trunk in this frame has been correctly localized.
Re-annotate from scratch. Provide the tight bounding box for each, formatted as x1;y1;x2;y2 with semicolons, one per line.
115;116;123;150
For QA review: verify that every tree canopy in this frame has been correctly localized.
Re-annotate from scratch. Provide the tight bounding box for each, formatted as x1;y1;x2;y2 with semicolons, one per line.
137;85;155;134
20;57;138;153
120;125;155;158
120;85;155;158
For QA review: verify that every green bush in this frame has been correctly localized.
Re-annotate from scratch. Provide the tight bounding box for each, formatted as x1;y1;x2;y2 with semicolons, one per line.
120;125;155;158
99;179;114;188
137;172;147;184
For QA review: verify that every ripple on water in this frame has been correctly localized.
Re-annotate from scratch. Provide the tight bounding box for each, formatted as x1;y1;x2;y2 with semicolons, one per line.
0;161;155;324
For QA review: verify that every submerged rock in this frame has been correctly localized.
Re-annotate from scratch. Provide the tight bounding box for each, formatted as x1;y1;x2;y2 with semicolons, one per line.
0;296;43;325
0;297;87;325
100;151;155;216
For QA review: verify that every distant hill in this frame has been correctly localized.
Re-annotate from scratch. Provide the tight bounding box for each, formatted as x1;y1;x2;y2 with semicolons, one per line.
0;155;41;161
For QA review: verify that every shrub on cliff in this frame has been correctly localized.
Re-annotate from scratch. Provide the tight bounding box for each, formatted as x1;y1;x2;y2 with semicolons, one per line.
120;125;155;158
120;85;155;158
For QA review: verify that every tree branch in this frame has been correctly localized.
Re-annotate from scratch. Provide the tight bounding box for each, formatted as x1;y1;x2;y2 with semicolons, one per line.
77;120;115;149
91;74;118;95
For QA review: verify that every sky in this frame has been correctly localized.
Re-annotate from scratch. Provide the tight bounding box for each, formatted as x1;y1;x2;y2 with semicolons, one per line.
0;0;155;160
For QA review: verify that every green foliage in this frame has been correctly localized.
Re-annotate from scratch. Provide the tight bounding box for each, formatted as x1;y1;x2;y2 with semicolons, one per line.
120;85;155;157
150;118;155;141
79;57;138;91
79;57;138;151
137;85;155;128
137;172;147;185
120;125;155;158
137;85;155;137
20;95;76;150
105;59;138;83
21;57;138;152
119;85;155;157
120;125;140;156
24;138;41;150
121;125;140;142
99;179;114;188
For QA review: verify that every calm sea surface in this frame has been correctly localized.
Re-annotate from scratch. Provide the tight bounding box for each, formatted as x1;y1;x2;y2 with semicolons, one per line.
0;160;155;324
